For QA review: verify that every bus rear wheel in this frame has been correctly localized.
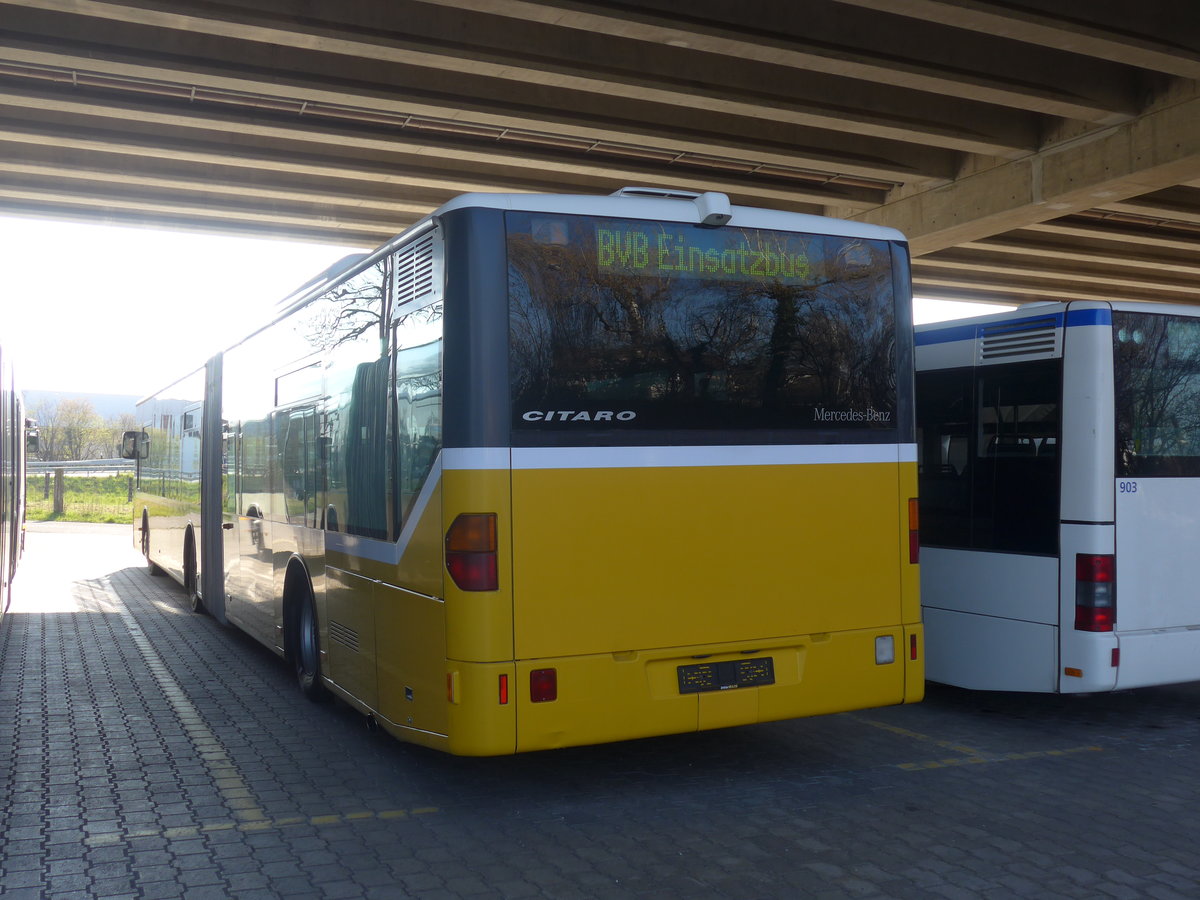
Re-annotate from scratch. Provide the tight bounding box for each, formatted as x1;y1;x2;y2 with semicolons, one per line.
291;588;328;701
184;532;204;615
142;514;163;577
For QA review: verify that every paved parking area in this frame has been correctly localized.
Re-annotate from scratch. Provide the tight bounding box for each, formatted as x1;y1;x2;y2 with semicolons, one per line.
3;522;1200;899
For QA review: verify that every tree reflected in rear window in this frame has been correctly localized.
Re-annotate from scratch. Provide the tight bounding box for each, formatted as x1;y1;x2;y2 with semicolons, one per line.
1116;311;1200;477
507;211;898;445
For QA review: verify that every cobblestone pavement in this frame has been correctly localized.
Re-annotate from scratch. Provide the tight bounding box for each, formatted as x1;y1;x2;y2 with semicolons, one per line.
4;523;1200;899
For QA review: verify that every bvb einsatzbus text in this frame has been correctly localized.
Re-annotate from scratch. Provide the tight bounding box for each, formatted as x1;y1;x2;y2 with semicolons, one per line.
595;226;812;281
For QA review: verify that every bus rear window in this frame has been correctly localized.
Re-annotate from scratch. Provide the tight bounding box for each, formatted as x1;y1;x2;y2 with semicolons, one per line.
1115;311;1200;477
506;211;899;445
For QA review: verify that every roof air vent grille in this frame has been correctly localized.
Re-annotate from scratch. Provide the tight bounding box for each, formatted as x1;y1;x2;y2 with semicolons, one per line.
979;317;1061;363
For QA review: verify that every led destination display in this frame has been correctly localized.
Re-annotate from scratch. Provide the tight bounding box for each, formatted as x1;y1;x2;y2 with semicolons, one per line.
594;224;813;283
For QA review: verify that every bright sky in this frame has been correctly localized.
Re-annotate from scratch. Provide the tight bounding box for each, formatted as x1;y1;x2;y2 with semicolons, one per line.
0;214;1013;396
911;297;1015;325
1;215;361;396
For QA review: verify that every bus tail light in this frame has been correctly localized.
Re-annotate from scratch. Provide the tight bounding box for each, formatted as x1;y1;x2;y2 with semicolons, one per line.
1075;553;1115;632
445;513;498;591
908;498;920;564
530;668;557;702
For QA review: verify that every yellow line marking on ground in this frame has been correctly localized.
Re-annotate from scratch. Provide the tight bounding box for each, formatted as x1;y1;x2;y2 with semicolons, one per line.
92;577;442;849
844;714;1103;771
101;575;270;825
83;808;440;847
846;714;986;757
896;745;1103;771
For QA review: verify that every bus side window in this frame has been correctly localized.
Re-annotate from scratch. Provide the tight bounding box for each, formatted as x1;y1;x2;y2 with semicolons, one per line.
276;407;318;529
393;300;443;529
316;262;388;539
973;360;1061;554
917;360;1060;554
916;369;972;547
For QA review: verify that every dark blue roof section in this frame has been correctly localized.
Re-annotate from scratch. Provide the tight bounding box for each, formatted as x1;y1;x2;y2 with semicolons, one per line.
915;307;1111;346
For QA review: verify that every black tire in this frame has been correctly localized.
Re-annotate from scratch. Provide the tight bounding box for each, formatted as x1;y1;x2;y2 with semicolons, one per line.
184;535;205;615
142;515;163;577
292;590;328;701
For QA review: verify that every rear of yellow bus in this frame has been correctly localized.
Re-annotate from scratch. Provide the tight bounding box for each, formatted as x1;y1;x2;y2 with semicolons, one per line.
439;197;921;754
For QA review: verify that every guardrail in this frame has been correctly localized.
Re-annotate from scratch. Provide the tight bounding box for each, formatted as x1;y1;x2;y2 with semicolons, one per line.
29;458;135;475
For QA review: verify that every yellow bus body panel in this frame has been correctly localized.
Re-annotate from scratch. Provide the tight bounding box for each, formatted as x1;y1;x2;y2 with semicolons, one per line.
501;459;921;751
512;461;910;656
375;583;450;737
320;457;921;755
515;627;909;752
444;660;518;756
325;568;380;712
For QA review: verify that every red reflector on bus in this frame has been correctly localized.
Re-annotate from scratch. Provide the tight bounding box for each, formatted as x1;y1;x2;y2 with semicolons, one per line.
530;668;557;702
1075;554;1114;583
446;553;498;592
499;673;509;705
1074;553;1115;632
445;514;499;591
910;633;918;660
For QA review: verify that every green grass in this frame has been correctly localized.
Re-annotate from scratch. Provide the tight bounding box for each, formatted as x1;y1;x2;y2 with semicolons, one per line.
26;473;134;524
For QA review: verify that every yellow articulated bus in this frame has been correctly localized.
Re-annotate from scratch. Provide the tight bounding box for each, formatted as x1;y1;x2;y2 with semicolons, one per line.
124;188;922;755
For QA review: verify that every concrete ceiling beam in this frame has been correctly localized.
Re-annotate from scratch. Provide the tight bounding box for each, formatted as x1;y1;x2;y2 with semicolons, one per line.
0;41;956;185
916;248;1200;288
0;0;1037;156
857;91;1200;254
831;0;1200;79
0;157;434;221
962;231;1200;275
1025;218;1200;252
424;0;1138;123
912;270;1199;304
1097;188;1200;226
0;87;874;209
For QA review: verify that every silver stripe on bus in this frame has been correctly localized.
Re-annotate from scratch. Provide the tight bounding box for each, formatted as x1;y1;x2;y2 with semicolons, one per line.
326;443;916;566
325;453;445;566
443;447;510;470
510;443;916;469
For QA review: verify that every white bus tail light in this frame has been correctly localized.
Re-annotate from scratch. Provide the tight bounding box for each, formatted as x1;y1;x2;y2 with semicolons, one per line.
1075;554;1115;632
445;513;499;591
875;635;895;665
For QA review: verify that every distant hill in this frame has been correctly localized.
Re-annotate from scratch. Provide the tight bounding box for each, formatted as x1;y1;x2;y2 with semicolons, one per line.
24;390;140;421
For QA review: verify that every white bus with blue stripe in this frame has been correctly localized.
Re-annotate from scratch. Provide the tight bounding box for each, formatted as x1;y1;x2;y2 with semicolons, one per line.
917;300;1200;693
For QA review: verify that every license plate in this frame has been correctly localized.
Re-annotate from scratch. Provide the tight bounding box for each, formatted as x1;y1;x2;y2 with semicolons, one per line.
677;657;775;694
